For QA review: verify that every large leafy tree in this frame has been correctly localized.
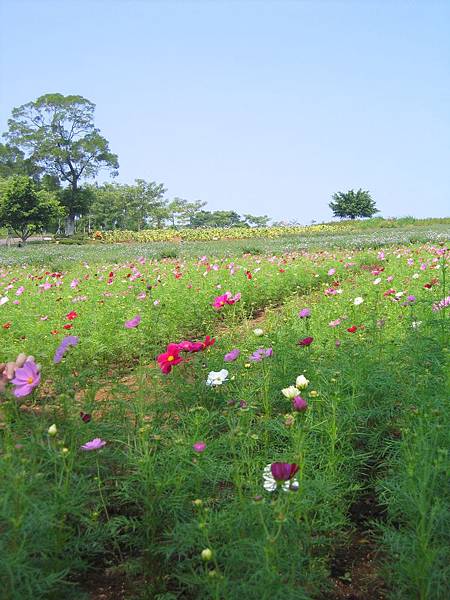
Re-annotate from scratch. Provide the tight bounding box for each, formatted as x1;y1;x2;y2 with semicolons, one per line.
0;176;63;242
3;94;118;234
329;189;378;220
0;143;42;179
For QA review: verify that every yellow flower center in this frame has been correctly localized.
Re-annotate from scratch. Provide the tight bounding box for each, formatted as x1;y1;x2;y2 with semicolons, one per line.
167;355;174;362
27;377;33;384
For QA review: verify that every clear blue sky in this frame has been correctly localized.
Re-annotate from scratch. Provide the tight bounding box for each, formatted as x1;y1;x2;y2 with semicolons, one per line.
1;0;449;222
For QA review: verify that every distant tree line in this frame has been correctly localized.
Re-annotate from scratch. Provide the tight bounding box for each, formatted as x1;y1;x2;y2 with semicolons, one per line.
0;93;270;239
0;93;378;241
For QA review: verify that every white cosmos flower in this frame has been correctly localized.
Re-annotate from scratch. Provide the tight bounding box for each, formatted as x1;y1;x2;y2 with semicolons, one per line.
353;297;364;306
412;273;419;279
373;278;381;285
262;464;299;493
412;321;422;329
295;375;309;389
206;369;229;386
281;385;298;399
0;296;9;306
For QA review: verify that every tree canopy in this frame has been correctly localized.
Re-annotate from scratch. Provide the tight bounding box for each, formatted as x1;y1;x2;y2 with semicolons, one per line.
0;176;63;242
3;94;118;233
329;189;378;220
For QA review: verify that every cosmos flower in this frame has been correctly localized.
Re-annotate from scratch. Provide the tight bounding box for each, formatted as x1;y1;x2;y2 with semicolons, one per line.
282;385;299;399
193;441;206;453
0;296;9;306
124;315;142;328
295;375;309;389
249;347;273;361
353;297;364;306
432;296;450;312
224;349;240;362
292;396;308;411
53;335;79;364
263;462;299;492
206;369;229;386
157;343;183;374
298;308;311;318
347;326;358;333
11;359;41;398
80;438;106;451
329;318;341;327
16;286;25;296
298;337;314;347
66;311;78;320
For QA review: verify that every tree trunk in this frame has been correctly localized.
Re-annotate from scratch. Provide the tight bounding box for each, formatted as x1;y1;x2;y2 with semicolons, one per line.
65;214;76;235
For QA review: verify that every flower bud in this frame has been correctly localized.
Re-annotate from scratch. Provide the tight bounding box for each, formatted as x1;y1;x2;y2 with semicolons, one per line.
253;328;264;336
48;424;58;436
201;548;213;561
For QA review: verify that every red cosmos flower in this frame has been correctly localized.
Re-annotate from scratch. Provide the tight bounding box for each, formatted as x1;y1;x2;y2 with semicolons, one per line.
246;271;253;280
298;336;314;346
174;272;183;279
279;268;285;273
109;272;114;278
383;288;396;297
66;311;78;320
157;343;183;374
201;335;216;349
2;322;12;329
63;324;73;330
347;326;358;333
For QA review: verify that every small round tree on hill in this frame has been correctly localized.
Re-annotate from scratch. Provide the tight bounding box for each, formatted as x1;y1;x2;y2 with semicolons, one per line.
329;189;378;219
0;176;63;242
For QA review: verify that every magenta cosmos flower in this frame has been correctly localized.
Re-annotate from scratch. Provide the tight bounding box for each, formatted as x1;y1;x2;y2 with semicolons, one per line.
11;359;41;398
124;315;141;328
193;441;206;453
292;396;308;412
271;462;299;481
81;438;106;451
298;337;314;347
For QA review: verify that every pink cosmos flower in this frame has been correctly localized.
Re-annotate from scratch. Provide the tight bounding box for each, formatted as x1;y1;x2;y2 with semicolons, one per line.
193;441;206;453
212;291;241;309
124;315;142;328
299;308;311;318
11;359;41;398
70;279;79;289
16;286;25;296
329;318;341;327
81;438;106;451
328;268;336;276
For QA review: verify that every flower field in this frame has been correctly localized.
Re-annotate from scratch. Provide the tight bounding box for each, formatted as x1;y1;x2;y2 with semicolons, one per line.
0;236;449;600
